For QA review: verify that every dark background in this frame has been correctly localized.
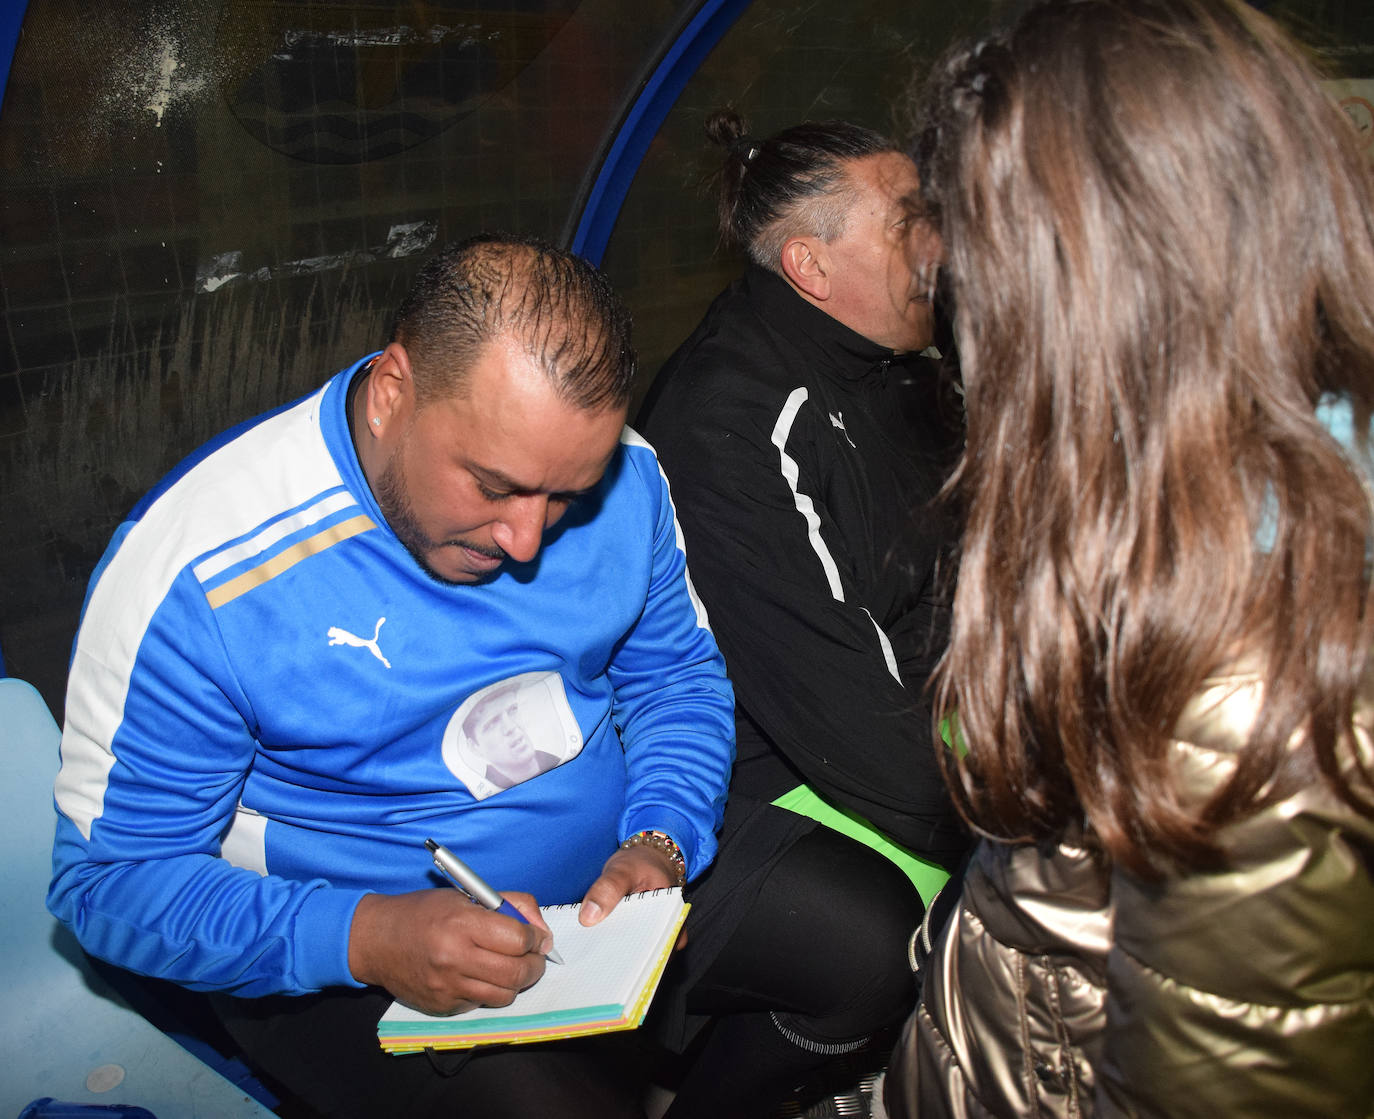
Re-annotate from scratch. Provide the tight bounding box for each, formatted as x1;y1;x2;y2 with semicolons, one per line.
2;0;1371;716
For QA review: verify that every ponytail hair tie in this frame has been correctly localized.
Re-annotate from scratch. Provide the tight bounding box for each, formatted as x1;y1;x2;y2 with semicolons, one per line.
730;134;761;165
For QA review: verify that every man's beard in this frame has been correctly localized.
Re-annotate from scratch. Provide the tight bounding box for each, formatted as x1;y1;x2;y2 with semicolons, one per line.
375;452;505;586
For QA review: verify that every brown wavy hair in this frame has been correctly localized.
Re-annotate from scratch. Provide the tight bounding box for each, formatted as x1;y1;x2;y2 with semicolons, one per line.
913;0;1374;876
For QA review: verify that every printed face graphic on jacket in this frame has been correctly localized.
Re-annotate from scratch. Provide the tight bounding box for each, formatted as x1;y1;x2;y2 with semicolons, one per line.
442;671;585;799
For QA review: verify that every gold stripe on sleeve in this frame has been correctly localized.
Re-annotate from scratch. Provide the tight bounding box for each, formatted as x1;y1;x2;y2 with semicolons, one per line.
205;514;376;609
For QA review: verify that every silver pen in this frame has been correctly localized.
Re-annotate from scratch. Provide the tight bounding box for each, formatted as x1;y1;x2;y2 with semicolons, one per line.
425;838;564;964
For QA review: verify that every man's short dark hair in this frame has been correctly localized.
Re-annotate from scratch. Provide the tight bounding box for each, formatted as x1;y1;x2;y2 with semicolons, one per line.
391;233;636;411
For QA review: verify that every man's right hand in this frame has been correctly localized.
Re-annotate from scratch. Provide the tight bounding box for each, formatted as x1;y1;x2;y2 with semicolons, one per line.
347;890;552;1015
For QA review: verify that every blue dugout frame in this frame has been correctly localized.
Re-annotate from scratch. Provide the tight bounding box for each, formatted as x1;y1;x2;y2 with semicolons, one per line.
565;0;753;264
0;0;25;112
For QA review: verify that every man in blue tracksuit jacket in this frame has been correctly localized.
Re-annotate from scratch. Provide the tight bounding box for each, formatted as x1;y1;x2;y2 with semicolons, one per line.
47;235;735;1117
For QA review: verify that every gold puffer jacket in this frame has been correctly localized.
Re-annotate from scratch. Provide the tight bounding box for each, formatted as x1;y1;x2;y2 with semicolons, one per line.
883;662;1374;1118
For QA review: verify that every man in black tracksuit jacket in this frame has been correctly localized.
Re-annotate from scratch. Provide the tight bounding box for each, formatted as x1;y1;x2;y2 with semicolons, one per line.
643;262;965;861
637;118;970;1118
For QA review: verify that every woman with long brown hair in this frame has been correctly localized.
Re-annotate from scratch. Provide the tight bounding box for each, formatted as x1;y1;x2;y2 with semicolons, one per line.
881;0;1374;1114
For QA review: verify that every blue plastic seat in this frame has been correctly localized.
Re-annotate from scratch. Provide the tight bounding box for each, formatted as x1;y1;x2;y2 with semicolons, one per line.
0;676;277;1117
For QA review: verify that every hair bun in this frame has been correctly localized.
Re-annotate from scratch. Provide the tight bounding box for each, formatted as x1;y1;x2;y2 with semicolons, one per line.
706;107;748;150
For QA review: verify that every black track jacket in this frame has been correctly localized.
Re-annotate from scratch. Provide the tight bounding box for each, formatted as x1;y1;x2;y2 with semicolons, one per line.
639;265;966;860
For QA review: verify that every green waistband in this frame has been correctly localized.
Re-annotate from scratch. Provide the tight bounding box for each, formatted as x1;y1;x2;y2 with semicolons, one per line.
771;784;950;906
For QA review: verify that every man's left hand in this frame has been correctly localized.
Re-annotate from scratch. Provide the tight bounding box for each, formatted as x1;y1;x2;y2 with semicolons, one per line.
578;845;680;928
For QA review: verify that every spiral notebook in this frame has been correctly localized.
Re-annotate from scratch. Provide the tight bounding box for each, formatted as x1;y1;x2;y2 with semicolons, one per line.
377;887;689;1053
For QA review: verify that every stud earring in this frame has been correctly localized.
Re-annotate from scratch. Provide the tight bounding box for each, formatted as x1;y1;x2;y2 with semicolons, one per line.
371;417;381;426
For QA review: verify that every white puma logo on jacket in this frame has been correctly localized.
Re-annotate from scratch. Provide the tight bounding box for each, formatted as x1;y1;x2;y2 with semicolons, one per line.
327;617;391;668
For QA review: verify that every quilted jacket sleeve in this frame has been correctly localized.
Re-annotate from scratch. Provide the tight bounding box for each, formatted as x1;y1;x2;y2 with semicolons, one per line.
1096;671;1374;1118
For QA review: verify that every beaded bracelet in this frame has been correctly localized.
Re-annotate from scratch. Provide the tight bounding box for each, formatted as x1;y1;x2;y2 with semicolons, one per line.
619;829;687;887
